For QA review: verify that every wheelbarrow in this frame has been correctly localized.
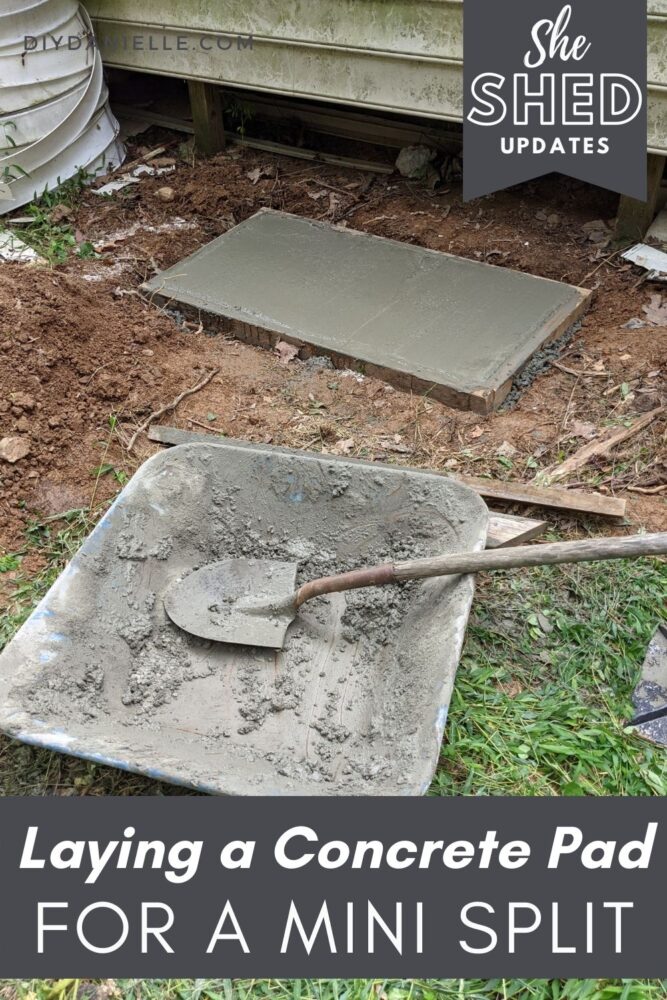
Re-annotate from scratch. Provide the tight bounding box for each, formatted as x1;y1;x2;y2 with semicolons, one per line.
0;441;489;795
1;441;663;795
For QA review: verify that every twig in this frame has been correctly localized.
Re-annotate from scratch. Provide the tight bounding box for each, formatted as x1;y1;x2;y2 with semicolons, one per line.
626;484;666;495
579;249;621;286
539;406;665;486
188;418;219;432
553;361;609;378
127;369;220;453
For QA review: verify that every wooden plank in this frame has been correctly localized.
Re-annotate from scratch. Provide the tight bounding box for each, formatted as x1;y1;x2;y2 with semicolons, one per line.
615;153;665;243
486;512;548;549
188;80;225;155
452;475;626;520
229;136;394;174
539;406;665;486
147;426;624;520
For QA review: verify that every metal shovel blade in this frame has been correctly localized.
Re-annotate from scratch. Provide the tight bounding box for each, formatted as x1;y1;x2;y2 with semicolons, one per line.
164;559;299;648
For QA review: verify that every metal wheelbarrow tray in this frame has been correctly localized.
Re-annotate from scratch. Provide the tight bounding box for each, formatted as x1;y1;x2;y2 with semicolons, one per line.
0;442;488;795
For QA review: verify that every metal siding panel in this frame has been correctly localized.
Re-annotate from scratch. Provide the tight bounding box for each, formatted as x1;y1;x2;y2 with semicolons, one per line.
83;0;667;154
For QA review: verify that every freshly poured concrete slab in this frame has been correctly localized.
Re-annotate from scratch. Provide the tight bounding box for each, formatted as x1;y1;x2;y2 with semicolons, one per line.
144;209;591;412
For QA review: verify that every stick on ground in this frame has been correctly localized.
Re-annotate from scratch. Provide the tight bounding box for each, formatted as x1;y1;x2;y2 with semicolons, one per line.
127;369;220;453
538;406;665;486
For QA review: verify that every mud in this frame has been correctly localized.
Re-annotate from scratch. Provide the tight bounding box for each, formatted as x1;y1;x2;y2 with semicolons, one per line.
0;441;487;795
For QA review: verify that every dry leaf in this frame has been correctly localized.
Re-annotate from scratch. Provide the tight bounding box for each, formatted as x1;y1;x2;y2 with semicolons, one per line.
642;294;667;327
49;204;73;223
496;440;518;459
469;425;485;439
274;341;299;365
326;192;342;216
379;437;413;454
332;437;355;455
246;165;274;185
570;420;598;440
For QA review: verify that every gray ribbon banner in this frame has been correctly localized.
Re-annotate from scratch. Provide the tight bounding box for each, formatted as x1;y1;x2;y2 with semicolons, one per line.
464;0;648;201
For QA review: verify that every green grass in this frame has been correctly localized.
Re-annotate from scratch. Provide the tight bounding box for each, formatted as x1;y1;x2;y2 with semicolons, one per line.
1;978;666;1000
0;514;665;797
433;556;667;797
0;170;97;265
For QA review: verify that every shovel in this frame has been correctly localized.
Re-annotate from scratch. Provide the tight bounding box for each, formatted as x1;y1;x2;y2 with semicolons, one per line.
164;532;667;649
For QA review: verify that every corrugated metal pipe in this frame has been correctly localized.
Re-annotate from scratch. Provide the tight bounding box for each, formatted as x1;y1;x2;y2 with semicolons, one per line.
0;0;124;214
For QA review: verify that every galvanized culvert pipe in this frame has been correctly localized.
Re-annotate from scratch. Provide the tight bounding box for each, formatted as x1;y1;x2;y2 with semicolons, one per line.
0;0;124;213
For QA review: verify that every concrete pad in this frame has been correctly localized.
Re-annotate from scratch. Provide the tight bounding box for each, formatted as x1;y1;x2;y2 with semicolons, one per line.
144;209;591;412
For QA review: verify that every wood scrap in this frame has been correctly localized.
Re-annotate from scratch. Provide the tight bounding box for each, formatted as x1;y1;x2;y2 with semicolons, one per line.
538;406;665;486
148;426;625;520
127;370;219;453
451;474;626;519
113;145;167;176
486;512;548;549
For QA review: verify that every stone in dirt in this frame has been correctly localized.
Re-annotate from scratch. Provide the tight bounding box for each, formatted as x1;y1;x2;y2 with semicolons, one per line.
0;436;31;463
395;145;437;179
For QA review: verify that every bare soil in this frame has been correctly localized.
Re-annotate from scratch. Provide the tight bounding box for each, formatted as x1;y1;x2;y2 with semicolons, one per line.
1;137;665;568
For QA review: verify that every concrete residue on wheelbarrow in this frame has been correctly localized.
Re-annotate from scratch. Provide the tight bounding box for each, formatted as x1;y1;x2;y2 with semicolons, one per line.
0;442;488;795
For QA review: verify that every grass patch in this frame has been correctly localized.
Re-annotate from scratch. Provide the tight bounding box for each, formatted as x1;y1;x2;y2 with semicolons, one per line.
433;558;666;797
1;979;666;1000
0;516;665;797
0;171;97;265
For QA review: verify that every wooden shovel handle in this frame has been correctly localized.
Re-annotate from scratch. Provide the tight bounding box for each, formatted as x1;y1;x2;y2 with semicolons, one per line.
394;531;667;580
295;533;667;607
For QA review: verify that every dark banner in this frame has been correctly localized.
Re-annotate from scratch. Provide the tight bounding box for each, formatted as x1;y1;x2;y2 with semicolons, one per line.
463;0;648;201
0;797;664;977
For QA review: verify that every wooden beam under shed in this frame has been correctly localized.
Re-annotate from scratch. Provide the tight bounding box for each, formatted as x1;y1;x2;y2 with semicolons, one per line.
615;153;665;244
188;80;225;155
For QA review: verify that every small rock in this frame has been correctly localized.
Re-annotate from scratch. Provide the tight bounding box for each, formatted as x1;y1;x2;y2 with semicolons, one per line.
0;436;31;463
623;318;645;330
15;416;30;433
395;145;437;180
156;187;175;202
47;416;61;428
10;392;35;412
581;219;609;233
496;440;519;459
